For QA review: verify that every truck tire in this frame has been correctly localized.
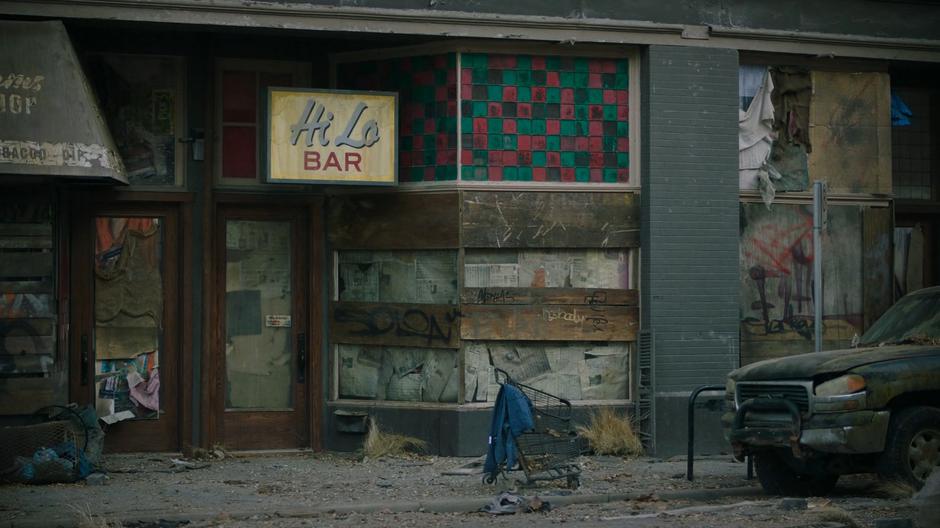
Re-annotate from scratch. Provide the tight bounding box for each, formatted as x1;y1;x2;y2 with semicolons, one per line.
755;451;839;496
878;406;940;490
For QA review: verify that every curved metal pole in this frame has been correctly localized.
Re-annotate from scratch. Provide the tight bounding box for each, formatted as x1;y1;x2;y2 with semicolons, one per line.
686;384;726;481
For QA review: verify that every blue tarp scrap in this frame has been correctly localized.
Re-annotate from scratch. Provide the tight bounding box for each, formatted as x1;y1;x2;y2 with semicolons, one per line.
891;92;913;126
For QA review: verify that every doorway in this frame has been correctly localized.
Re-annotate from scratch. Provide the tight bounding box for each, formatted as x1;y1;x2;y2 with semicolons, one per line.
71;202;182;452
211;205;314;449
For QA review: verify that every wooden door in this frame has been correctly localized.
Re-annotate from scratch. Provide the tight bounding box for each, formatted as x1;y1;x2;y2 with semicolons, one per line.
213;205;309;449
71;202;181;452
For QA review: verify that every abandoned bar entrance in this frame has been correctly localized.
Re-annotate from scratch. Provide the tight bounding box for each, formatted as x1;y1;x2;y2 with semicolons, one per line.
208;203;322;450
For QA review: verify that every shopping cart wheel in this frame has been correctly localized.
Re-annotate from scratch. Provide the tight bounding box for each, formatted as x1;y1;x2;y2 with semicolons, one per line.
483;474;497;485
566;475;581;489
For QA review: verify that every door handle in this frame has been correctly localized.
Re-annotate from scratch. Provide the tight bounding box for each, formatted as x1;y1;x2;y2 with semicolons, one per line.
296;332;306;383
80;334;89;386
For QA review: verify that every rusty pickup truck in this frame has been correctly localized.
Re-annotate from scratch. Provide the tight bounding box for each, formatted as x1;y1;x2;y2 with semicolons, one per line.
724;286;940;495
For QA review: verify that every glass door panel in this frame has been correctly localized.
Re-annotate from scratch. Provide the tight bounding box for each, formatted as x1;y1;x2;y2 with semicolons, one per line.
94;217;164;421
224;220;293;410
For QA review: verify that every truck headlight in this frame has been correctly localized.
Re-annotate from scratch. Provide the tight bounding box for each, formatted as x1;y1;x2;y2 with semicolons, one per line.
815;374;866;397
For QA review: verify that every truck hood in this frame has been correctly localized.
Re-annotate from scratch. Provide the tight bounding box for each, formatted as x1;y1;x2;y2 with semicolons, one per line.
730;345;940;381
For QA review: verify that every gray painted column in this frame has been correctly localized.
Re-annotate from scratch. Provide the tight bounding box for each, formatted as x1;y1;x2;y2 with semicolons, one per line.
641;45;740;456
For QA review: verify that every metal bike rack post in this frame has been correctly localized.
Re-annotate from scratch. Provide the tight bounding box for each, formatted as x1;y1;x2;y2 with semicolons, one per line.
686;384;726;481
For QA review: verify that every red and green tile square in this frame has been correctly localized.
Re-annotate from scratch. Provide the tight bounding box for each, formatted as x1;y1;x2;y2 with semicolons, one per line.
336;51;630;184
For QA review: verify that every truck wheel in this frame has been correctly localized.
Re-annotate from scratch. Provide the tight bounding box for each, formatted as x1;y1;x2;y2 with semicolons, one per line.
754;451;839;496
878;406;940;490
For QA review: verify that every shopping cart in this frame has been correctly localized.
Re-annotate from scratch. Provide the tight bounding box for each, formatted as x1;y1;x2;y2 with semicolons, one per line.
484;368;582;488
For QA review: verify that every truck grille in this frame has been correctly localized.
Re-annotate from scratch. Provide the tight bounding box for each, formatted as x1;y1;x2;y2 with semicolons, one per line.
737;383;810;414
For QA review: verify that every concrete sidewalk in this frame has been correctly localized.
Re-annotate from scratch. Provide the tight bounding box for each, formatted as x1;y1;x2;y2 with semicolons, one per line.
1;452;758;527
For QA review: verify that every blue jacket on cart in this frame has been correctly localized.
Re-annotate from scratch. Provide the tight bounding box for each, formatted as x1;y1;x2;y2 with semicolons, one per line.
483;384;535;477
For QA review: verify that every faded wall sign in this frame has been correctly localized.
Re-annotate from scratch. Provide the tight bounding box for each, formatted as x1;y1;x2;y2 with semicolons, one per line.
266;88;397;185
0;21;126;182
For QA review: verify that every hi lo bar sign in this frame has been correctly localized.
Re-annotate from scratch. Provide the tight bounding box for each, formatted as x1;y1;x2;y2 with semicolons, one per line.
267;88;397;185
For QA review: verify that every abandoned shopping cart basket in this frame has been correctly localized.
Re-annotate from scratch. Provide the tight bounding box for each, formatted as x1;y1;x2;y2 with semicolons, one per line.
484;368;582;488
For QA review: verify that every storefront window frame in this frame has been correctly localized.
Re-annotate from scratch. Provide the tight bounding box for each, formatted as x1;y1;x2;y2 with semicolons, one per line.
213;58;311;188
85;53;188;189
329;40;642;191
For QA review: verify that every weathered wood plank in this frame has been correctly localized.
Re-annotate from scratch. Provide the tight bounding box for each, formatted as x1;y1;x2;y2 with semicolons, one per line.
0;278;55;293
0;236;53;249
0;223;52;237
0;375;63;415
862;206;893;330
0;319;56;355
461;287;638;306
461;304;637;341
0;293;54;318
0;354;54;373
461;191;640;248
0;252;53;277
330;302;460;348
0;336;56;356
328;192;459;249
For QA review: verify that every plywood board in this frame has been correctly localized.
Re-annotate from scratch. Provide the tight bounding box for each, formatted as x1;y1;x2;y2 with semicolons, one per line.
739;203;863;361
331;301;460;348
0;252;53;277
0;318;55;355
0;374;64;415
0;278;54;293
461;304;637;341
809;71;891;195
461;287;637;306
461;191;639;248
328;192;459;249
0;293;54;318
862;206;893;329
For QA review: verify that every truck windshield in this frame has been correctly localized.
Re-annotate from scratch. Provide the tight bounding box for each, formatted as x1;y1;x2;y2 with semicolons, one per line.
858;290;940;346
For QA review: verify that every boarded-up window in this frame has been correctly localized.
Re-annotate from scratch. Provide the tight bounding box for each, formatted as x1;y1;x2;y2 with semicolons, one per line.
337;344;457;403
0;194;58;414
739;202;891;365
333;250;459;402
337;250;458;304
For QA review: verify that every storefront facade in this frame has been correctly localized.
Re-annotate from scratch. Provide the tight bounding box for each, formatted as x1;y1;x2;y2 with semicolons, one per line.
1;1;938;456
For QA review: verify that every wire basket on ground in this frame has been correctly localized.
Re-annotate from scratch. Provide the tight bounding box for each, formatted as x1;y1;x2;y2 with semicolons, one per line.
0;405;98;484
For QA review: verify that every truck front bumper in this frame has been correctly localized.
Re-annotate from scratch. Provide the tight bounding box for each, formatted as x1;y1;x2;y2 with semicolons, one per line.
722;398;890;460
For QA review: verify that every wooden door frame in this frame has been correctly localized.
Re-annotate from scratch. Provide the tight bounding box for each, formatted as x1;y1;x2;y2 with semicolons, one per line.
204;193;324;450
68;190;194;452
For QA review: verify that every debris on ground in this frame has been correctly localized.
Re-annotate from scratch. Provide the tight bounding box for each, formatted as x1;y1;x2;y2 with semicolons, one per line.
481;491;552;514
912;470;940;528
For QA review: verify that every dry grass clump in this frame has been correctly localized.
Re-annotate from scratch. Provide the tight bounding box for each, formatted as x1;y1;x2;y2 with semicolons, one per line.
363;417;426;459
577;408;644;457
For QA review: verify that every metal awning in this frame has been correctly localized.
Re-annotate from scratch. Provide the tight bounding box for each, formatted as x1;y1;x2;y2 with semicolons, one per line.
0;20;127;184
